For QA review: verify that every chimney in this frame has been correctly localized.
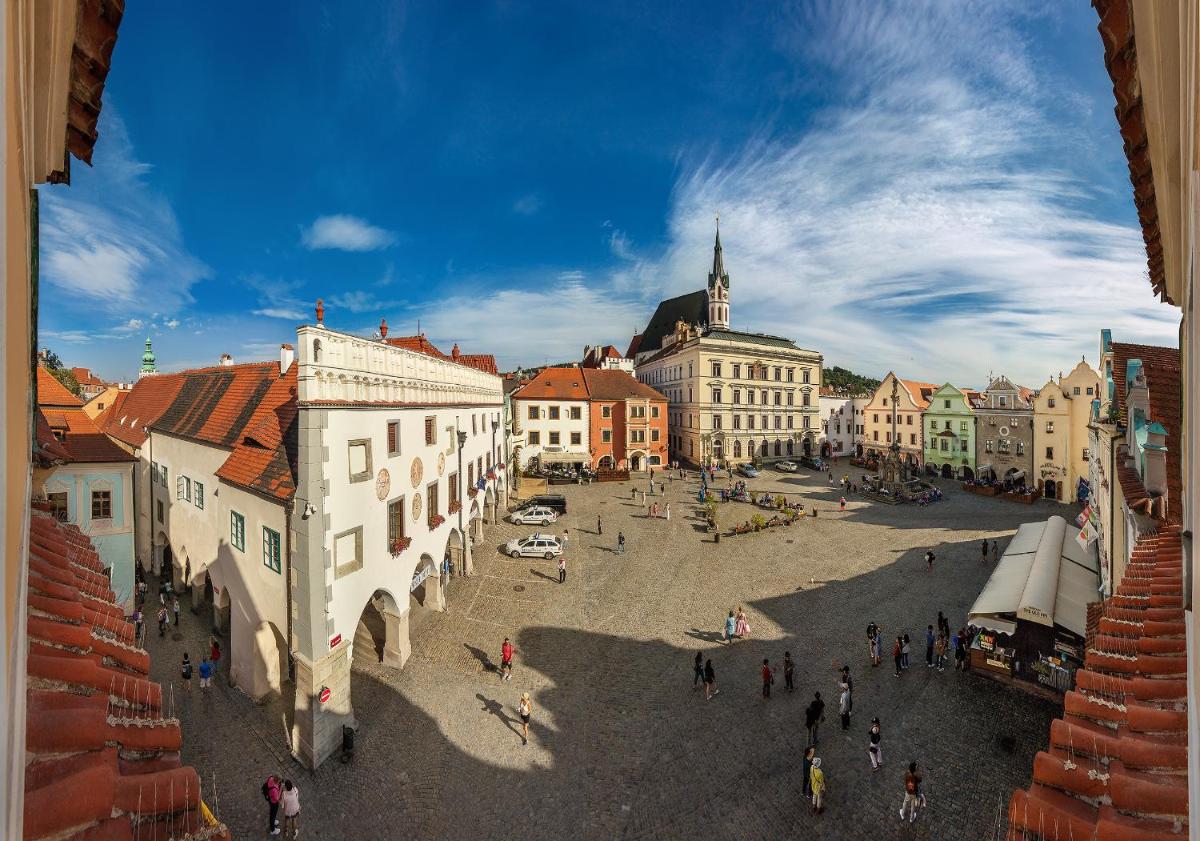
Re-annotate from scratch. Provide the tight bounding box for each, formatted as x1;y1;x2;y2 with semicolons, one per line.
219;353;233;366
452;343;461;360
280;343;294;375
380;318;388;340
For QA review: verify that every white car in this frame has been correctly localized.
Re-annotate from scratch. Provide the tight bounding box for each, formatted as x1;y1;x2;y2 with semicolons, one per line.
775;461;798;472
505;533;563;559
509;506;558;526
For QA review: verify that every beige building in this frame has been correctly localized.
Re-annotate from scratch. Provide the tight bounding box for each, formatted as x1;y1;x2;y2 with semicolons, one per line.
862;373;936;467
1032;359;1101;502
631;226;822;466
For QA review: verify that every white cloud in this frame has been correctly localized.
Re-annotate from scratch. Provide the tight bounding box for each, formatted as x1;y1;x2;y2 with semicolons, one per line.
301;214;395;251
327;290;400;314
253;307;309;321
512;193;543;216
558;270;585;281
164;318;180;329
608;229;635;261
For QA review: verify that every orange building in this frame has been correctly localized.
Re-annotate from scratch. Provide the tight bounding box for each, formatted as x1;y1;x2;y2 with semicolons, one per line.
580;369;668;471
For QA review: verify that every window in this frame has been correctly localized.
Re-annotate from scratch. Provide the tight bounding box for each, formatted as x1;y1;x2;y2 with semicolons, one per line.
602;405;612;418
873;413;879;423
387;421;401;456
548;406;560;420
568;406;582;420
802;369;811;384
747;390;755;405
944;421;951;430
570;432;582;446
425;416;437;444
1072;386;1080;396
602;429;612;443
711;361;722;377
960;441;968;452
944;399;951;408
997;439;1010;453
90;490;112;520
388;497;405;549
231;511;245;551
1086;387;1093;396
194;481;204;510
760;390;768;404
528;431;541;445
1046;447;1054;459
472;414;478;436
773;415;781;429
732;363;741;378
787;368;795;382
348;439;372;483
733;415;741;430
263;527;282;574
549;432;561;445
427;481;440;525
985;440;993;453
151;461;159;484
773;367;782;381
450;472;460;505
786;392;794;406
773;391;782;406
527;406;538;420
873;431;879;441
651;429;660;442
732;389;741;404
711;388;722;404
48;492;68;522
960;421;968;432
909;433;916;444
712;415;723;431
746;366;754;381
1047;398;1056;408
1016;441;1025;456
883;398;888;407
160;465;168;486
787;415;794;429
631;429;646;443
156;500;164;523
802;392;811;407
940;439;949;452
333;527;362;578
761;414;768;429
631;405;646;418
906;414;912;425
998;395;1007;407
651;405;659;418
748;415;755;429
178;476;191;502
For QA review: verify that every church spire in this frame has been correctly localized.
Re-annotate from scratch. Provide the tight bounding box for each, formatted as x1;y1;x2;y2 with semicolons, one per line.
706;214;730;329
139;336;158;378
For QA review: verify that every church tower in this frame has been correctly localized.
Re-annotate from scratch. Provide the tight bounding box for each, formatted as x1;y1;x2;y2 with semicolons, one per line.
139;336;158;378
707;218;730;329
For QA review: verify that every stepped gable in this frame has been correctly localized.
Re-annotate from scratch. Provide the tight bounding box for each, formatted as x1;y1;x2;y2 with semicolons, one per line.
23;512;230;841
214;364;298;501
1007;527;1188;841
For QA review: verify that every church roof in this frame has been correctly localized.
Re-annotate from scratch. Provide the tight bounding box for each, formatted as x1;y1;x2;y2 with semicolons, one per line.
632;290;708;357
704;328;798;349
708;224;729;290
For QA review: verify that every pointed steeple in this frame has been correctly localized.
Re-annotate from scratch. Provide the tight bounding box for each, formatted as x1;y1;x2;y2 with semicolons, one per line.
706;214;730;329
139;336;158;378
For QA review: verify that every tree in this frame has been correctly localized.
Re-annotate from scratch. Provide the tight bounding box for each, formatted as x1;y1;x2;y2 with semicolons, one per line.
40;347;83;397
823;366;881;396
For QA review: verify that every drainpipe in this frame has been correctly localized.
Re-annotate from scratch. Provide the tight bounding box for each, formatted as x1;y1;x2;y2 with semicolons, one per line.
284;498;295;681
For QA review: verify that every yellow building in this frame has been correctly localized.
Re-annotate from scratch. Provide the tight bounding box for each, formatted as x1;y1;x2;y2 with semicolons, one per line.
1031;359;1101;502
862;373;936;468
632;225;822;466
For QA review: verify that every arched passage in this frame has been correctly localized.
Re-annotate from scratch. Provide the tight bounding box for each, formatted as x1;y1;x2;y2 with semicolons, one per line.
484;485;497;524
1044;479;1058;500
469;500;484;544
353;589;407;669
802;438;812;456
941;463;953;478
444;527;465;577
248;620;290;698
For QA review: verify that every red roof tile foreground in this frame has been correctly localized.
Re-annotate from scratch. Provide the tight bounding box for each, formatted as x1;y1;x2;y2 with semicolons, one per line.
215;365;298;501
97;373;186;448
1008;526;1187;841
37;366;84;407
580;368;667;402
1111;343;1182;524
37;408;134;464
24;513;230;841
385;334;499;375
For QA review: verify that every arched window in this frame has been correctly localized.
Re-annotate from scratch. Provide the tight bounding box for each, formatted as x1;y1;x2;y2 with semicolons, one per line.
760;440;769;457
734;440;742;458
774;439;782;456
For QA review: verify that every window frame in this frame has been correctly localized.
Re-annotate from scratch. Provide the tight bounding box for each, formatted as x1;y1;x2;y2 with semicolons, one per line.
263;526;283;574
387;420;401;456
347;438;373;483
231;511;246;552
90;489;112;520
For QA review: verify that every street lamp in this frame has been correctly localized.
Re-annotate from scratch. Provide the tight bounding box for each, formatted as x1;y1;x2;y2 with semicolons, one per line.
456;421;468;576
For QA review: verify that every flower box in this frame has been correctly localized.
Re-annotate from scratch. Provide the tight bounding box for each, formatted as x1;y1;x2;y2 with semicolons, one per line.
467;487;479;499
389;537;412;556
429;514;446;529
448;500;462;515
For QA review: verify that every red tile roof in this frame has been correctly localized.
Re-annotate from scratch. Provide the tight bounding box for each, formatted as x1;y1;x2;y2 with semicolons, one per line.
151;363;282;448
23;513;231;841
898;379;939;409
70;367;105;387
385;335;499;374
36;366;83;407
512;367;590;401
1111;342;1182;524
580;368;666;401
1008;526;1187;841
625;334;644;359
215;365;298;501
36;408;134;464
97;373;187;448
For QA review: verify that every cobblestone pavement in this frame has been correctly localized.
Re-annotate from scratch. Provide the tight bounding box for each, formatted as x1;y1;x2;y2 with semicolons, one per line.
150;467;1065;840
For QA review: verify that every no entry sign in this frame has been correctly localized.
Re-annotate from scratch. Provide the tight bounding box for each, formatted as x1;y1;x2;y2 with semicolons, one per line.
318;686;331;704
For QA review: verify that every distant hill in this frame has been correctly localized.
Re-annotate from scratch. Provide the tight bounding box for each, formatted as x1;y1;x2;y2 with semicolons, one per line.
823;366;880;396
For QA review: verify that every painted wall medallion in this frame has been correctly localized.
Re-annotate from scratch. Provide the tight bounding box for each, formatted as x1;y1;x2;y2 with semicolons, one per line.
411;493;422;522
437;452;446;476
410;457;423;489
375;468;391;501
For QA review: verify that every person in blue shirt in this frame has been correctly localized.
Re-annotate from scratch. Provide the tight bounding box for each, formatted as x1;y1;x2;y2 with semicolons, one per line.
925;625;936;668
198;657;213;690
725;610;737;644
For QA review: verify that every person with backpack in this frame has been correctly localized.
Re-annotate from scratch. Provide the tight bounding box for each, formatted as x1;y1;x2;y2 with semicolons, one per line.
199;657;213;690
901;762;922;823
262;774;282;835
180;653;192;692
156;606;168;638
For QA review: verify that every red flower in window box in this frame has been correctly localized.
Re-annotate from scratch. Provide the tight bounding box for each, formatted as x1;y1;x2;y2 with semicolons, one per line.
467;487;479;499
429;514;446;529
389;536;412;556
448;500;462;515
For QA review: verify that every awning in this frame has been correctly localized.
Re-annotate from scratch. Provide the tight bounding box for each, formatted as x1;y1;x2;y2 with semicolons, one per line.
972;616;1017;636
538;450;589;464
1009;470;1026;482
977;464;994;476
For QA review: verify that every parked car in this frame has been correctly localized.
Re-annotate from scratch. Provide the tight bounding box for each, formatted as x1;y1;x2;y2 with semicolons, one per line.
775;461;798;473
737;464;760;478
510;506;558;526
800;456;825;470
519;494;567;514
505;533;563;559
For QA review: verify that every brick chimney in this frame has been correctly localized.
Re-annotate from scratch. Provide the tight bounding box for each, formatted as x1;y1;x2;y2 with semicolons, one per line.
280;343;294;375
451;343;461;360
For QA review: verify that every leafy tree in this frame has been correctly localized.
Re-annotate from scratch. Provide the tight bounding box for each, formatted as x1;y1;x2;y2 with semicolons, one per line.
822;365;881;395
40;347;83;397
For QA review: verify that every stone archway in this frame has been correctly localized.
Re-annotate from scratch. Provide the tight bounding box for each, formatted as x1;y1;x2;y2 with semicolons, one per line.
1044;479;1058;500
445;527;466;577
469;500;484;544
353;589;407;669
484;485;497;524
960;466;974;480
247;620;290;698
941;463;953;478
598;455;615;469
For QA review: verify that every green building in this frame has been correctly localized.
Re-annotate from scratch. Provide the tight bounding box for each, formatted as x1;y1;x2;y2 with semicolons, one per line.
922;383;977;479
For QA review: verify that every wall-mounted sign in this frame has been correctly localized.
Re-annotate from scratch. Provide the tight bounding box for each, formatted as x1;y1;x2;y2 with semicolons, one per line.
329;633;342;650
411;493;422;523
410;565;433;593
318;686;332;704
437;452;446;476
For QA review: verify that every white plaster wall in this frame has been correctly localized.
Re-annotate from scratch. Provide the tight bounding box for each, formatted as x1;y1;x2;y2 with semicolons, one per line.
148;432;229;586
513;399;590;466
819;395;854;455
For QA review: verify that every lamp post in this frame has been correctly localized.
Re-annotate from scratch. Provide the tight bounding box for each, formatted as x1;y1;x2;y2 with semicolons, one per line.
490;417;501;513
456;421;469;576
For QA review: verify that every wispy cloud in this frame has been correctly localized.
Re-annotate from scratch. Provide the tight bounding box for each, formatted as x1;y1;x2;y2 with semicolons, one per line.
301;214;396;251
512;193;543;216
327;290;401;313
252;307;309;321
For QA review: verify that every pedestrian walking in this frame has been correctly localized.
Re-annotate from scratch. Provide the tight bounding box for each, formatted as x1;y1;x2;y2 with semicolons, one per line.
839;496;846;511
262;774;282;836
734;606;750;638
866;623;877;665
157;606;168;638
597;515;603;535
924;549;934;573
840;666;853;713
901;634;911;669
937;611;950;639
209;636;222;673
980;539;989;564
925;625;935;667
281;780;301;840
991;540;999;565
761;658;775;699
199;657;213;690
704;659;719;700
810;757;826;814
955;630;968;671
617;531;625;555
805;692;825;745
783;651;795;692
893;636;903;677
868;718;883;770
631;487;637;501
180;653;192;692
518;692;533;745
500;637;515;681
665;503;671;521
132;609;143;644
172;596;180;626
724;610;736;644
803;745;816;797
934;633;947;672
901;762;922;823
557;556;566;584
693;652;704;689
561;529;569;552
838;684;851;730
659;481;665;495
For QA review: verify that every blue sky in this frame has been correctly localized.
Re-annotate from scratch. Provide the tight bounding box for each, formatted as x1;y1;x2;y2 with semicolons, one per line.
39;0;1179;386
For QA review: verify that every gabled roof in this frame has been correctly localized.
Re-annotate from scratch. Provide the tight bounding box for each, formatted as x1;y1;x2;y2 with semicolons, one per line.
36;408;134;464
36;367;83;407
1009;525;1187;840
633;290;708;356
579;368;666;401
23;513;230;840
151;362;281;448
70;367;105;387
512;367;589;401
214;365;298;502
96;373;186;448
384;335;499;374
898;379;938;409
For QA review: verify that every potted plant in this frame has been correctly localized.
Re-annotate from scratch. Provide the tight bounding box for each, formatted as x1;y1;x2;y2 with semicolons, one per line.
751;513;766;532
389;536;412;556
467;487;479;499
429;514;446;529
448;500;462;515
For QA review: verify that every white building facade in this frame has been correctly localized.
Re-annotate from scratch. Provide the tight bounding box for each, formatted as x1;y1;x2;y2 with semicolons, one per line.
289;324;505;768
818;393;857;459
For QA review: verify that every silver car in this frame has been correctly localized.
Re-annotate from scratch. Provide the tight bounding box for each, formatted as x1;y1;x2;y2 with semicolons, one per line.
509;506;558;526
775;461;798;472
505;534;563;559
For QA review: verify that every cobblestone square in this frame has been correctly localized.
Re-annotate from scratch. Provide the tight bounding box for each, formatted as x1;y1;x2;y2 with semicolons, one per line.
152;467;1063;840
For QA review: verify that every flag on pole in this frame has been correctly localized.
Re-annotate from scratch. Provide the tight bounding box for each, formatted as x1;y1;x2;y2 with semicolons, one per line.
476;476;487;491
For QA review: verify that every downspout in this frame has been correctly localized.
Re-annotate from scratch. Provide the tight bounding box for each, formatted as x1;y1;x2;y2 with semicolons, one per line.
284;498;295;681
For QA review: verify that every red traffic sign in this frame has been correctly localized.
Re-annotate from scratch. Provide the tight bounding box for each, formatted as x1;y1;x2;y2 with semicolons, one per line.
329;633;342;650
318;686;331;704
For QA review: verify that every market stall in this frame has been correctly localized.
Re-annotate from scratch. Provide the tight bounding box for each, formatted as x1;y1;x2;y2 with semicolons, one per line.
967;516;1099;691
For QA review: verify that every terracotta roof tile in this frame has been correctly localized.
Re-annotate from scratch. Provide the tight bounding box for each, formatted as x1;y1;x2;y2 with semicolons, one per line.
151;363;280;448
1008;526;1188;841
70;367;105;387
898;379;939;409
384;335;499;374
36;366;84;407
580;368;667;401
1111;342;1182;524
512;367;590;401
36;408;134;464
23;513;231;841
214;366;298;501
97;373;186;448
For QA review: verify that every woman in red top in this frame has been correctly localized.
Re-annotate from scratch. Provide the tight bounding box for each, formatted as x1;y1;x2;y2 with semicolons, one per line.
761;658;775;699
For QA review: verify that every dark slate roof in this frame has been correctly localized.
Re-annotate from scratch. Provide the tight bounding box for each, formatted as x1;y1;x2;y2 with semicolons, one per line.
704;328;798;349
151;363;279;448
635;290;708;356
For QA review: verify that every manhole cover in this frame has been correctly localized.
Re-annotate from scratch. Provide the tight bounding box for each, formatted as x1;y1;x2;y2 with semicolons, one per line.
513;585;526;592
